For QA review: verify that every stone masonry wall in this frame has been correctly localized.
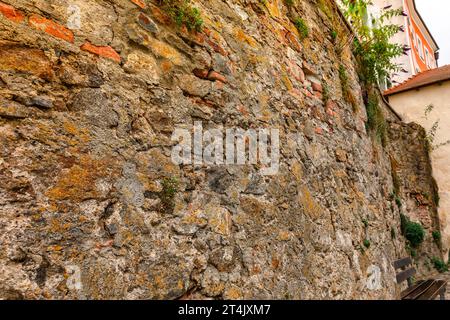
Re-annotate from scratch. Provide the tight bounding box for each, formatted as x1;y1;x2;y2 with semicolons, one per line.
0;0;442;299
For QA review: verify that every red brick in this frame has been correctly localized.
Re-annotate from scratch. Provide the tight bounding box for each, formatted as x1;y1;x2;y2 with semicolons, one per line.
81;42;121;63
193;68;209;79
0;2;25;23
311;82;323;92
130;0;146;9
29;15;74;43
207;71;227;83
206;38;228;56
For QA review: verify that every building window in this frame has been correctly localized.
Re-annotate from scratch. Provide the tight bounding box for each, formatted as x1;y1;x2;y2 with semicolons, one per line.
425;48;431;68
418;38;424;60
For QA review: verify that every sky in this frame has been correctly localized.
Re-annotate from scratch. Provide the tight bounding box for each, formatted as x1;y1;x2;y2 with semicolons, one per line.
416;0;450;66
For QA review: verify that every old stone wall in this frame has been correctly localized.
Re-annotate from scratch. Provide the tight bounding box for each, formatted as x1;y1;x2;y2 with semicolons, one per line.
0;0;442;299
387;121;443;276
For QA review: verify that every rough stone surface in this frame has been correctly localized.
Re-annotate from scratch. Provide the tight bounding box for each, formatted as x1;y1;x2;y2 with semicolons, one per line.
0;0;445;300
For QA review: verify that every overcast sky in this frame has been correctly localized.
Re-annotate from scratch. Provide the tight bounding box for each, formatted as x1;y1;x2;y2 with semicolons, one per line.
415;0;450;66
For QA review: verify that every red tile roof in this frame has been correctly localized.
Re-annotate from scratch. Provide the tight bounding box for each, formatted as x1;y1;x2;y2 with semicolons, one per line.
384;65;450;96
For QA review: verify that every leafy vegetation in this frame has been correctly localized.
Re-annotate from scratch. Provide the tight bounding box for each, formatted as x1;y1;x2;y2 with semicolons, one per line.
432;230;442;247
293;18;309;40
400;213;425;249
363;239;371;249
431;257;449;273
284;0;295;6
423;104;450;151
160;177;179;212
158;0;204;32
362;218;369;228
406;244;417;259
366;93;387;146
403;218;425;248
340;0;404;85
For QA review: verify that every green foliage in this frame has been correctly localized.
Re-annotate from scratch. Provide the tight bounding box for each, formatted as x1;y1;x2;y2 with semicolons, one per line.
160;177;179;212
431;257;449;273
284;0;295;6
404;219;425;248
159;0;203;32
341;0;404;85
423;104;450;151
406;245;417;259
395;195;402;209
330;30;338;42
293;18;309;40
362;218;369;228
401;213;425;248
365;94;387;146
363;239;371;248
432;230;442;246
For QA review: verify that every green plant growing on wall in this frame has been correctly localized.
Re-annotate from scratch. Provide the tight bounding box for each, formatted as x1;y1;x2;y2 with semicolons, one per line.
432;230;442;247
293;18;309;40
406;244;417;259
400;213;425;248
404;219;425;248
431;257;449;273
423;104;450;151
330;30;338;42
363;239;371;249
284;0;295;6
341;0;404;86
362;218;369;228
365;93;387;146
160;177;179;212
158;0;204;32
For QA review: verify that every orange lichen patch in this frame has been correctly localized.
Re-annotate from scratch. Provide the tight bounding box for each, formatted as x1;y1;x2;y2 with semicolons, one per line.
62;120;91;143
291;161;303;182
48;218;71;233
281;68;293;91
277;230;291;241
298;186;322;220
207;207;232;236
0;43;54;80
183;209;207;225
48;245;64;252
224;286;243;299
271;256;280;270
265;0;281;18
160;59;173;73
234;28;259;48
46;155;116;202
146;38;183;65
